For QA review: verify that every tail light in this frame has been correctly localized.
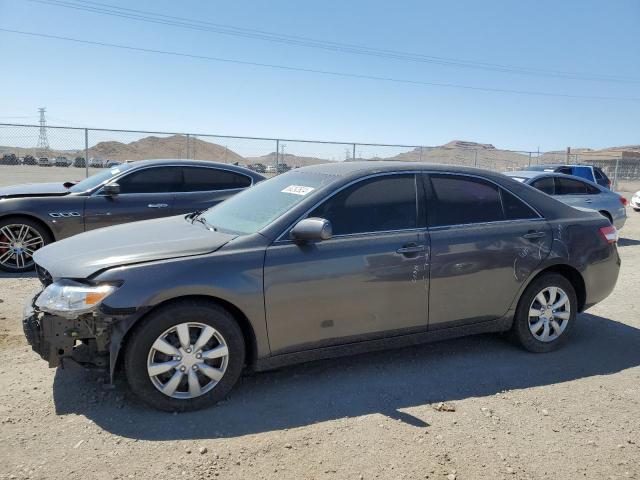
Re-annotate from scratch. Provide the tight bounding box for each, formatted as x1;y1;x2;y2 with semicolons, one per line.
619;195;628;206
599;225;618;244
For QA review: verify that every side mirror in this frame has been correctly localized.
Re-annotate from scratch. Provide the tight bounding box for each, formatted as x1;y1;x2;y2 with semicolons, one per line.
102;183;120;196
290;217;332;242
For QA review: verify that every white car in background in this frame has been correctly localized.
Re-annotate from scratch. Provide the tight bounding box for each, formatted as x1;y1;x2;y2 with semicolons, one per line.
631;191;640;211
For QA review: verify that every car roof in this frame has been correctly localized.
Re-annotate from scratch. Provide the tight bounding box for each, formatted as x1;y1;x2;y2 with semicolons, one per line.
525;164;600;171
296;161;511;182
504;170;605;188
125;159;265;179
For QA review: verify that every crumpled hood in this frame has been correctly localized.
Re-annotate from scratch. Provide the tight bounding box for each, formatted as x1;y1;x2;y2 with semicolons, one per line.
33;215;237;279
0;182;69;198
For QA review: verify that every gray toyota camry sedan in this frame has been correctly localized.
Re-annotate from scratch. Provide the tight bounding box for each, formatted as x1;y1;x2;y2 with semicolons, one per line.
23;162;620;411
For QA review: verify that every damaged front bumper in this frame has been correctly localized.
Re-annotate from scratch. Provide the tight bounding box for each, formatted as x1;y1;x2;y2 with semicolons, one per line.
22;290;111;369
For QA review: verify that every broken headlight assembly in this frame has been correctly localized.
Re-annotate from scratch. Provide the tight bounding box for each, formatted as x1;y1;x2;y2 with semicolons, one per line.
35;279;119;317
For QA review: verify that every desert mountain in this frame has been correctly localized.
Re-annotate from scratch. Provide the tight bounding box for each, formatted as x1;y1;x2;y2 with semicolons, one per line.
1;134;637;171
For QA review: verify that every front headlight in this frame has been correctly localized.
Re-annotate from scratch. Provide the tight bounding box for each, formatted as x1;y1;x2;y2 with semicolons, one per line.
35;280;118;317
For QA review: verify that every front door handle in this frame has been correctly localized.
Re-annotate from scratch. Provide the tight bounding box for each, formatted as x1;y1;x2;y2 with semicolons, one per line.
396;244;426;254
148;203;169;208
584;199;593;203
523;231;546;239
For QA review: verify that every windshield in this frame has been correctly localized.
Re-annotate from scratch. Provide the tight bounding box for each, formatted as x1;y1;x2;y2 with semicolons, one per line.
68;164;132;193
200;171;335;234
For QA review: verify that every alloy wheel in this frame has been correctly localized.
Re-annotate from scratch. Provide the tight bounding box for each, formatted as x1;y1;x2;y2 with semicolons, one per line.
528;286;571;342
146;322;229;399
0;224;45;270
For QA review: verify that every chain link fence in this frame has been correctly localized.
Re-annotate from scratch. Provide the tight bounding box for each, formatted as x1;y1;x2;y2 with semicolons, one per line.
1;123;638;191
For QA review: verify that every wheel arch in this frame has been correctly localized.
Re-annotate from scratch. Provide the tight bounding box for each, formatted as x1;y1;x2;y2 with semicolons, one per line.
598;210;613;223
0;213;56;241
111;294;258;380
525;264;586;312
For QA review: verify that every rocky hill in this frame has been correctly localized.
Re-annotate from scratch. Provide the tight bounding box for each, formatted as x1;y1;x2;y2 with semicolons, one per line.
1;135;637;172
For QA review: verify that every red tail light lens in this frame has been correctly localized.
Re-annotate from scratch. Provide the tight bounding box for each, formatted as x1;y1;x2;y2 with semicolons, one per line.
619;195;628;206
599;226;618;244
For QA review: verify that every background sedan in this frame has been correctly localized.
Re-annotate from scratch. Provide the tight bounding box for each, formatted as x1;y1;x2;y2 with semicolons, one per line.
505;170;626;229
0;159;264;271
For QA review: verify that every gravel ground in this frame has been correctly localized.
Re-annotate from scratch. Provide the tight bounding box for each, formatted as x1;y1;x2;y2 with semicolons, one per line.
0;171;639;479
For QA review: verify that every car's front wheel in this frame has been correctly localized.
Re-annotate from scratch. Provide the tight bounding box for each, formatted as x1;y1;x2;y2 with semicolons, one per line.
124;300;245;411
511;273;577;353
0;217;51;272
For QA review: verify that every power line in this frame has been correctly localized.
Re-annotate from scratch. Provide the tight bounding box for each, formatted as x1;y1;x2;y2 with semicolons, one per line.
3;28;638;102
25;0;640;85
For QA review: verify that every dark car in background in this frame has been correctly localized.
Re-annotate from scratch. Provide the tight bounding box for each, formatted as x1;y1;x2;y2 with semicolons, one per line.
0;159;264;271
24;162;620;411
505;171;626;229
525;164;611;189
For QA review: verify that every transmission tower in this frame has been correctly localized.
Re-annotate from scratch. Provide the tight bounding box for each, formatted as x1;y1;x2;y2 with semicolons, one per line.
36;107;50;151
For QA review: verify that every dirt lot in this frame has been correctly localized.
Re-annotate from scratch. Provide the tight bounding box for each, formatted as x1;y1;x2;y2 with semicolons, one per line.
0;171;639;480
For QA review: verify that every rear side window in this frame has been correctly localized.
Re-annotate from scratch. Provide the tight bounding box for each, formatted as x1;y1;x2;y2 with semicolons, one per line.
555;177;588;195
116;167;181;194
531;177;555;195
429;175;503;226
309;174;417;235
570;166;594;182
585;183;601;194
180;167;251;192
501;189;539;220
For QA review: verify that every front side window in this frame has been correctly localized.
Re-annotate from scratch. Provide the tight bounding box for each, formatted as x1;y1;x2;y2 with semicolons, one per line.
531;176;555;195
555;177;588;195
309;174;418;236
429;175;503;226
180;167;251;192
115;167;181;194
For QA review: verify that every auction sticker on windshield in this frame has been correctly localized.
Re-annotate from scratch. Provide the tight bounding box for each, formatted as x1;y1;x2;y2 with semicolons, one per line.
281;185;315;196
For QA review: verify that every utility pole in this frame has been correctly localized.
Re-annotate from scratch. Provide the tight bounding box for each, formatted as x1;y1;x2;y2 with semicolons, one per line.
280;143;286;171
566;146;571;163
36;107;49;155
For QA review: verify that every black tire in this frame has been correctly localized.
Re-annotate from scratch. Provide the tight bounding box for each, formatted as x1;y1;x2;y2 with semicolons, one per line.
124;299;245;412
0;216;52;272
511;273;577;353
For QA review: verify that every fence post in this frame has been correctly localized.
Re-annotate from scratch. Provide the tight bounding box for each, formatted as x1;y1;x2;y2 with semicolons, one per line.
185;134;190;159
419;146;423;162
613;157;620;190
353;143;356;161
473;150;478;167
275;139;279;172
528;152;532;166
84;128;89;178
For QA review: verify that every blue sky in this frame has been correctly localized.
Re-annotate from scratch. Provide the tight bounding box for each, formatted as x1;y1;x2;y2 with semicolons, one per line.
0;0;638;153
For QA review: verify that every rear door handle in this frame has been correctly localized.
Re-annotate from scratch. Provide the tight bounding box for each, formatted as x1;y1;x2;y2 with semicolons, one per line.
148;203;169;208
523;231;546;239
584;199;593;203
396;244;426;254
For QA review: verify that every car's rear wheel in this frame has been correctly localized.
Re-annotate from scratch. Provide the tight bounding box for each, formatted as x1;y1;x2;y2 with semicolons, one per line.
511;273;577;353
124;300;245;411
0;217;51;272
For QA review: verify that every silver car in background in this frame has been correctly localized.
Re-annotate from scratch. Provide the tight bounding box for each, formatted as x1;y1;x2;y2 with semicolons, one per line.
505;171;626;229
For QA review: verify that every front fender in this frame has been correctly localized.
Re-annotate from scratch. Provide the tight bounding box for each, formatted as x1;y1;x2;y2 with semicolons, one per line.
95;245;269;378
